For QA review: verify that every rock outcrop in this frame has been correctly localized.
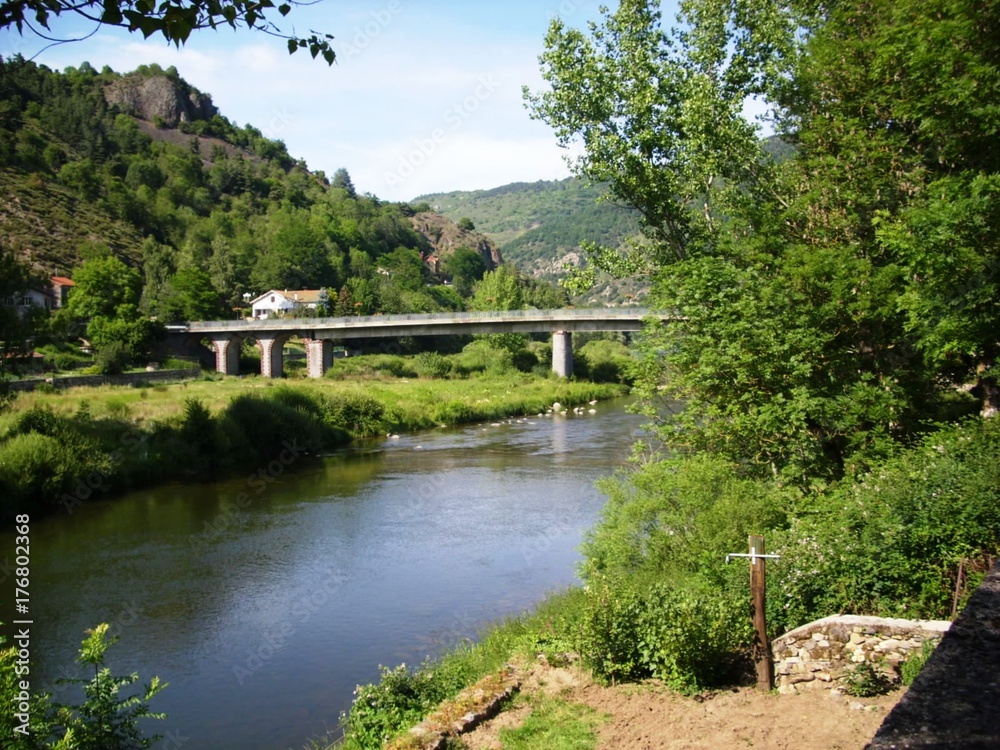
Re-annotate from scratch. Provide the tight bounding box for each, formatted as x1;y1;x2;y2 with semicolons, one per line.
410;211;502;272
104;75;217;126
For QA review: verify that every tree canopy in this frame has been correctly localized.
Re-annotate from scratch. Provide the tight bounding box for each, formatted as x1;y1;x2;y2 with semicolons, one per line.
0;0;335;63
527;0;1000;485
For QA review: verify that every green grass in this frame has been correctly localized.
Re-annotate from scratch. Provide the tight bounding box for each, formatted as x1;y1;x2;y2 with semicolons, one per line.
3;373;624;428
498;694;606;750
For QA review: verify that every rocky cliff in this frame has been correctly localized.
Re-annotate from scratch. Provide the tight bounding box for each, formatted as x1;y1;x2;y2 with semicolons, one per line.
104;74;217;126
410;211;502;272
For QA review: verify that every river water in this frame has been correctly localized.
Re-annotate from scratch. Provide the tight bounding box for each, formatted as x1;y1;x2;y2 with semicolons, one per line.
12;400;642;749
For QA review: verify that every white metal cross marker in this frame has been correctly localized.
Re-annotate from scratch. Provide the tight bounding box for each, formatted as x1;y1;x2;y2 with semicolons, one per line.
725;547;781;565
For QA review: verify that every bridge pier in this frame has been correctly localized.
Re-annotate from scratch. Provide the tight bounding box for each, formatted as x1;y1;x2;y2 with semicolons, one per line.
303;337;334;379
257;334;290;378
552;331;573;377
209;334;241;376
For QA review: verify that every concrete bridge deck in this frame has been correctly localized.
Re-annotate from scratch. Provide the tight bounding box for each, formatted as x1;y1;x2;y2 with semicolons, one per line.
167;308;662;378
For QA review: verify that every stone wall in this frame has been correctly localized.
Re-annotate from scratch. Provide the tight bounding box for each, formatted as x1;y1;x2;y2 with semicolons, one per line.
8;368;200;392
772;615;951;694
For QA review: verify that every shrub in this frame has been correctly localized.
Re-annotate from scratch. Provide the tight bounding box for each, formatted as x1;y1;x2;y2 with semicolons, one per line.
0;432;111;515
844;662;894;697
453;341;513;376
340;664;448;749
577;578;646;683
576;339;634;384
325;392;386;437
95;341;130;375
901;640;937;686
636;584;753;692
772;417;1000;625
8;404;61;437
217;391;328;464
413;351;453;379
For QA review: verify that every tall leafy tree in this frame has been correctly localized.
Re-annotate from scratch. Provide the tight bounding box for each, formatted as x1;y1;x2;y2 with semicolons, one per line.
526;0;1000;483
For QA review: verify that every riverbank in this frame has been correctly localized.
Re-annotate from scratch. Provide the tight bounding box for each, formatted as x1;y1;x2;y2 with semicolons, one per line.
0;371;627;518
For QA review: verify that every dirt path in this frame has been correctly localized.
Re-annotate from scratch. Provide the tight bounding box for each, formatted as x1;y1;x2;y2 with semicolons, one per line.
462;663;903;750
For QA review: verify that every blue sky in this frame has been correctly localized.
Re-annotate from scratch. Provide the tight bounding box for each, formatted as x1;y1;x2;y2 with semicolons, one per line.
2;0;646;201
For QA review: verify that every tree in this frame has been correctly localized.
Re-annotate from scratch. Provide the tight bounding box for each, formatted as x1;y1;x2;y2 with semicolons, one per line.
524;0;795;268
444;246;486;297
159;266;226;321
64;254;142;320
0;0;335;64
331;168;356;198
470;266;526;353
470;266;522;312
0;248;45;411
525;0;988;483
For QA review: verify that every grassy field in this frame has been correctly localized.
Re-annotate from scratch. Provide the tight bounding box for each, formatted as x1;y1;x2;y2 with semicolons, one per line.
2;373;626;431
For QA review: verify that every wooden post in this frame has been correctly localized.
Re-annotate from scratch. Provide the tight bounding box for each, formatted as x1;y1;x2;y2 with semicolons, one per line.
749;534;773;691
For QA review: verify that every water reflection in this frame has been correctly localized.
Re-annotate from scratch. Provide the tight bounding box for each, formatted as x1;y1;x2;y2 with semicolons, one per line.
6;402;642;750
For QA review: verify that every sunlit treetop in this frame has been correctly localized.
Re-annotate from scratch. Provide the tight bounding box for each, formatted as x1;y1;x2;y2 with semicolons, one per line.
0;0;335;63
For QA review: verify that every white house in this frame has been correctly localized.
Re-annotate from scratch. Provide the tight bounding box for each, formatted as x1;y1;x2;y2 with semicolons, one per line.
249;289;325;319
1;275;75;315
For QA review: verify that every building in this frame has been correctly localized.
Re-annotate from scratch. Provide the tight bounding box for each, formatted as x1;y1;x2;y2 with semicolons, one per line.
1;275;75;314
249;289;325;319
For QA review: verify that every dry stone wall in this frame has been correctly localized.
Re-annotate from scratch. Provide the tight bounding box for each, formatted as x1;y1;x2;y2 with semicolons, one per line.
772;615;950;694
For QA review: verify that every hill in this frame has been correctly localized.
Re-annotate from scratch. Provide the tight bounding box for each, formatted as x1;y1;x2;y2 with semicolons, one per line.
414;179;643;293
0;57;519;320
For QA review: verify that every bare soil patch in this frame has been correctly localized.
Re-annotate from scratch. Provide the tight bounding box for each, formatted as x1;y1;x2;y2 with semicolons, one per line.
462;662;903;750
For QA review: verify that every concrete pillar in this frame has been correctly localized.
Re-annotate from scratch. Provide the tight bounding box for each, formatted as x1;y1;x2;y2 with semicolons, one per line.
552;330;573;377
303;337;334;379
257;334;290;378
210;334;241;376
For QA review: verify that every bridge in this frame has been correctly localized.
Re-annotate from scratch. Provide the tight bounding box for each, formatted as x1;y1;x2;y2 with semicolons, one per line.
167;308;658;378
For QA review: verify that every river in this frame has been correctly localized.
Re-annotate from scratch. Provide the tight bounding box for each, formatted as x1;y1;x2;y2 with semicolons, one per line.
10;400;643;749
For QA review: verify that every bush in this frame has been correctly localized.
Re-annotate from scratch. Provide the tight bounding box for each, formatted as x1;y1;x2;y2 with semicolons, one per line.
413;351;453;379
844;662;894;697
95;341;130;375
772;417;1000;625
576;339;634;384
324;355;417;380
325;392;386;437
577;578;646;683
0;432;111;515
577;577;753;691
340;664;450;749
452;340;514;376
901;640;937;686
217;391;329;464
636;584;753;692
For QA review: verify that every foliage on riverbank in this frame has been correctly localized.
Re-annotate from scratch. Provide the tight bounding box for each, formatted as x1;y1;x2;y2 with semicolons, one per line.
330;417;1000;749
0;374;624;518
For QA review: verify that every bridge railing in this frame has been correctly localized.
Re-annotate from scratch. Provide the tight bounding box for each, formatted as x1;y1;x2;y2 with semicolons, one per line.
176;307;657;332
